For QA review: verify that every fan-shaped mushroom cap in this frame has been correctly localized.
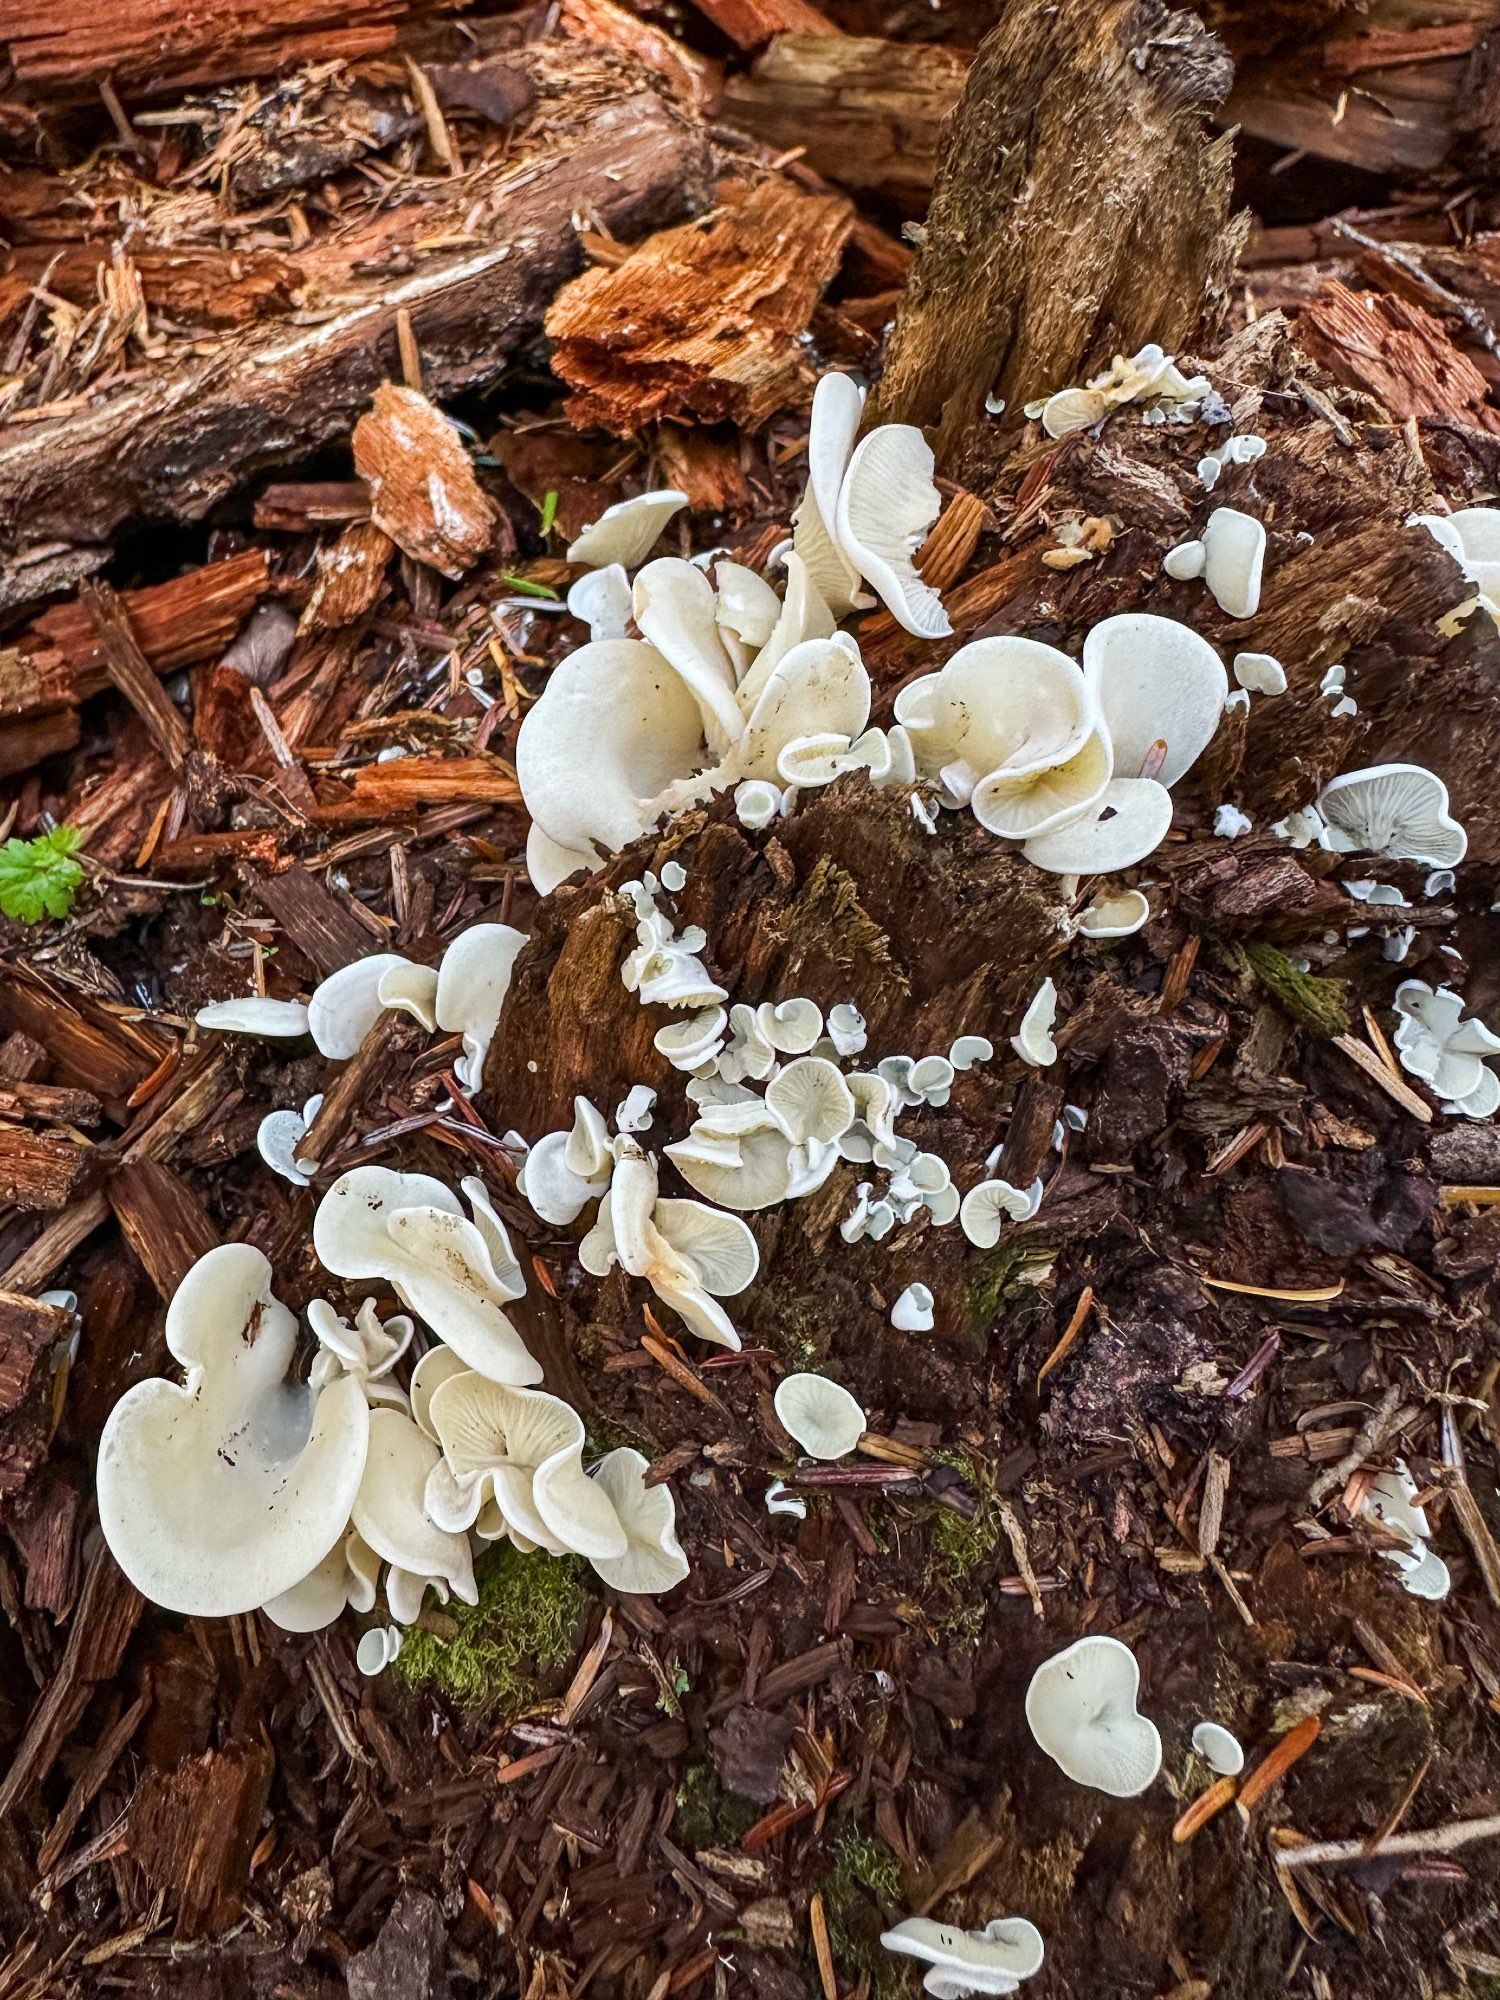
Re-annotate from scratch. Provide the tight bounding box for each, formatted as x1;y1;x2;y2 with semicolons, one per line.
308;1297;412;1409
434;923;526;1090
734;779;783;830
1041;384;1109;438
1192;1721;1245;1776
655;1006;728;1072
516;639;707;867
353;1406;476;1609
1011;979;1057;1067
1393;980;1500;1115
1022;777;1174;874
518;1096;614;1224
1201;507;1266;619
632;557;744;754
1363;1462;1452;1599
97;1244;369;1617
526;821;597;895
1077;887;1150;938
766;1057;856;1146
1415;506;1500;610
973;732;1111;841
714;559;782;662
792;371;869;619
1025;1634;1162;1796
1163;538;1206;582
425;1372;627;1559
960;1177;1043;1247
566;562;633;642
667;1101;796;1211
774;1372;865;1459
195;996;310;1038
314;1166;539;1385
409;1341;467;1440
1317;764;1467;869
263;1526;381;1633
580;1144;756;1349
891;1282;935;1332
257;1093;323;1186
899;638;1094;807
308;953;411;1059
378;959;440;1030
1083;614;1227;786
835;426;951;638
737;638;871;784
567;488;687;570
588;1446;689;1594
1233;650;1286;696
356;1624;404;1676
881;1916;1045;1998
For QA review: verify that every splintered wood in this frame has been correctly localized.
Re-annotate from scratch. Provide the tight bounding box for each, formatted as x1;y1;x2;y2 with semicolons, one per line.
1297;281;1500;431
353;383;499;577
546;176;854;434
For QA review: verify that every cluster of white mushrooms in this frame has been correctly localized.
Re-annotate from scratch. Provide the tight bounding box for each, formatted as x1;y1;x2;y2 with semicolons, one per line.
80;357;1500;1993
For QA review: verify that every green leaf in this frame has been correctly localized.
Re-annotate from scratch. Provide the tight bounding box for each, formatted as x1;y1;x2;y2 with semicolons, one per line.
0;824;86;925
538;488;559;537
499;571;560;601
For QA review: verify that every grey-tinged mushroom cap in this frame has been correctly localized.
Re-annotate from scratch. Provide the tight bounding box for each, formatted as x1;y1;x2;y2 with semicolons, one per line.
773;1372;865;1460
880;1916;1045;1998
1024;1633;1162;1797
353;1405;477;1611
97;1243;369;1617
1317;763;1467;870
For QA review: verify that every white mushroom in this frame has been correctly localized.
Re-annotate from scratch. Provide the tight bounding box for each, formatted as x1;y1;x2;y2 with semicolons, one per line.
408;1341;467;1440
580;1141;758;1348
308;953;412;1059
1362;1462;1451;1600
313;1166;538;1385
1076;887;1150;938
714;559;783;662
1233;650;1286;696
1022;776;1174;875
880;1917;1045;1999
1201;506;1266;619
765;1056;856;1145
1317;764;1467;869
1082;614;1226;788
256;1093;323;1186
517;1096;614;1224
567;488;688;570
827;1003;867;1057
566;562;633;642
308;1297;413;1411
791;370;871;619
424;1371;627;1559
764;1479;807;1520
97;1244;369;1616
378;959;440;1030
949;1036;992;1071
835;425;951;638
355;1624;404;1677
615;1084;657;1133
1191;1721;1245;1776
433;923;526;1090
734;779;783;830
1392;981;1500;1118
262;1526;381;1633
1025;1634;1162;1797
773;1372;866;1460
655;1006;728;1073
759;998;824;1054
353;1405;477;1618
1414;505;1500;619
587;1446;689;1594
959;1177;1043;1247
1163;539;1206;582
1011;979;1057;1067
195;996;310;1038
890;1283;935;1332
1214;803;1252;839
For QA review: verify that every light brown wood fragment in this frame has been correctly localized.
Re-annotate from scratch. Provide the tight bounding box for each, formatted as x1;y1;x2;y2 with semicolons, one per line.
310;754;520;822
560;0;722;110
681;0;839;53
1297;280;1500;431
81;578;201;774
300;521;396;634
107;1159;218;1300
126;1741;275;1937
353;383;497;579
0;1128;95;1212
546;176;853;435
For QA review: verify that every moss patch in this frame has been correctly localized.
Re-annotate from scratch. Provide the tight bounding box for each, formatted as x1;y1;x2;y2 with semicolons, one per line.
1239;941;1351;1039
392;1543;591;1716
822;1822;903;1999
673;1764;760;1850
924;1452;1004;1641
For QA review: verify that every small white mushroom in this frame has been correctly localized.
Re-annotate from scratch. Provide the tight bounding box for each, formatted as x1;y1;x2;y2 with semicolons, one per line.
792;371;871;619
654;1006;728;1073
881;1917;1045;1999
378;959;440;1030
567;488;688;570
580;1141;758;1348
835;425;951;639
518;1096;614;1224
1011;980;1057;1067
774;1372;866;1460
354;1405;477;1618
766;1056;857;1145
262;1526;381;1633
1076;887;1149;938
1362;1461;1452;1600
1191;1721;1245;1776
1163;538;1206;581
960;1177;1043;1247
308;953;412;1059
434;923;527;1091
615;1085;657;1133
1214;804;1252;839
1201;506;1266;619
355;1624;404;1677
408;1342;467;1441
891;1283;935;1332
828;1002;867;1057
314;1166;538;1385
587;1446;689;1594
759;997;824;1054
1025;1634;1162;1797
1414;505;1500;618
1083;614;1227;787
1233;650;1286;696
566;562;633;642
308;1297;413;1411
256;1093;324;1186
195;996;310;1038
97;1244;369;1616
424;1371;627;1559
1317;764;1467;869
734;778;783;830
764;1478;807;1520
949;1035;992;1072
1022;777;1174;875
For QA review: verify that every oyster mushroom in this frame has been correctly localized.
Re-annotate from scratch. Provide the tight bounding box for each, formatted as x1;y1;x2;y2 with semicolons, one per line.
1076;887;1150;938
1010;979;1057;1067
566;488;688;570
566;563;633;642
1414;505;1500;618
959;1177;1043;1247
307;1297;413;1411
1191;1721;1245;1776
97;1244;369;1616
1392;980;1500;1118
1025;1634;1162;1796
518;1096;615;1224
791;370;871;619
1201;506;1266;619
1082;614;1226;787
880;1916;1045;1999
587;1446;689;1594
256;1092;323;1186
194;996;310;1038
1317;764;1467;870
580;1141;758;1348
835;425;951;638
262;1526;381;1634
1362;1460;1452;1600
313;1166;538;1385
353;1405;477;1620
433;922;527;1090
890;1282;935;1332
773;1372;866;1460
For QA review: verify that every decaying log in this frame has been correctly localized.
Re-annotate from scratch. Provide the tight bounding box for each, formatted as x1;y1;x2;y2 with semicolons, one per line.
681;0;840;53
126;1742;275;1938
0;0;462;96
0;47;711;611
868;0;1245;471
545;174;853;435
723;35;971;197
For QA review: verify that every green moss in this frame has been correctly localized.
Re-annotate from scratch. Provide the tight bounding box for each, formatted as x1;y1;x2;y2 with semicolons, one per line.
673;1764;760;1850
1239;941;1351;1039
924;1452;1004;1644
392;1542;591;1715
822;1823;904;1999
966;1239;1052;1338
